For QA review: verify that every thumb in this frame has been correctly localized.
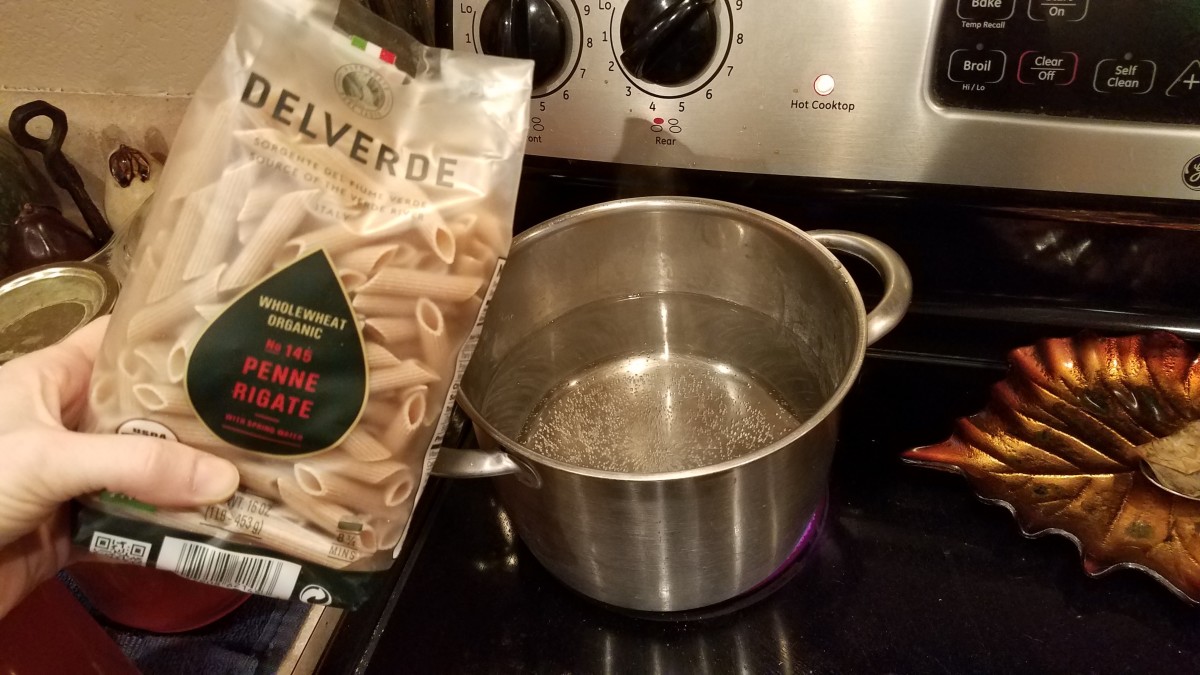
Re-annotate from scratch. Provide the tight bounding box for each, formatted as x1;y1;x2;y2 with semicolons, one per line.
33;431;241;508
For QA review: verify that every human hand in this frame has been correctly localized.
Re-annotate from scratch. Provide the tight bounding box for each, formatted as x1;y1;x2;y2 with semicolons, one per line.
0;316;240;618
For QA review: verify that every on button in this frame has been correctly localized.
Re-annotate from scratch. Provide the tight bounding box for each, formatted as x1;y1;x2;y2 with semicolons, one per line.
958;0;1017;20
948;49;1007;84
1029;0;1089;21
1093;58;1157;94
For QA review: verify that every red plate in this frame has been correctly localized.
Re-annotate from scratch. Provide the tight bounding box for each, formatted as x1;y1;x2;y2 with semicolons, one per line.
67;561;251;633
0;577;139;675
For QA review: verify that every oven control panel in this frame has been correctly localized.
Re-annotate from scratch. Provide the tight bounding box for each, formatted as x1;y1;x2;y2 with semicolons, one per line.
449;0;1200;200
932;1;1200;125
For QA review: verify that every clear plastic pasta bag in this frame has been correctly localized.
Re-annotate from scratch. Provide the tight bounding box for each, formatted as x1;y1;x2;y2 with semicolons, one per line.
73;0;531;607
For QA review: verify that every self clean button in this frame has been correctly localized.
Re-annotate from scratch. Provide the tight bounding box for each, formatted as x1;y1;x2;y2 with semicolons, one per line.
1093;58;1157;94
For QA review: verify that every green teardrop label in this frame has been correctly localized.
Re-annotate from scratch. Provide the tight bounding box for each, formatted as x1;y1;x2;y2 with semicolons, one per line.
186;251;367;456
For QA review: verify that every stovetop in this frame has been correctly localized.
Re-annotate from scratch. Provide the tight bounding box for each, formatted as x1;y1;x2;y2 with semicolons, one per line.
315;165;1200;674
318;327;1200;674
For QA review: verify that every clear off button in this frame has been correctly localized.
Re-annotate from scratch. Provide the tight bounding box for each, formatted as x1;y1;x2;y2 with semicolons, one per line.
948;49;1007;84
1017;51;1078;85
1093;58;1156;94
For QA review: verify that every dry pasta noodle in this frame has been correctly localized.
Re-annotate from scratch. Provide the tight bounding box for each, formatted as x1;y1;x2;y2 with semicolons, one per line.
357;268;483;302
297;452;406;485
364;317;418;345
415;298;450;368
368;359;440;393
353;294;419;319
221;190;313;292
364;342;406;370
295;468;390;514
383;386;428;456
76;0;530;608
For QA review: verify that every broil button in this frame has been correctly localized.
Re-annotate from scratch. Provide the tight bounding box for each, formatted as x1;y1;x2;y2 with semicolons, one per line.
1017;51;1078;86
948;49;1007;84
1093;58;1157;94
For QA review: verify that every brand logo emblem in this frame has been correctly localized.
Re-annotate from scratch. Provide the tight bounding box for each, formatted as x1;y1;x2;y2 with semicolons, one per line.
1185;155;1200;191
299;584;332;605
334;64;392;119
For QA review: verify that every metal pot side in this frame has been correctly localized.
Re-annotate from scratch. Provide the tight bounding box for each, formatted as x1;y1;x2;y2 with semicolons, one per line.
448;197;911;612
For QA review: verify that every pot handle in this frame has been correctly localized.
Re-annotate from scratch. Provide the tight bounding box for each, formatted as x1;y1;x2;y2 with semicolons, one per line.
809;230;913;346
431;447;522;478
429;405;527;479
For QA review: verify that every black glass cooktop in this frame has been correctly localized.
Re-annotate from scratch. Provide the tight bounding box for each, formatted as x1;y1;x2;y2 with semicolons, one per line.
318;325;1200;674
316;165;1200;673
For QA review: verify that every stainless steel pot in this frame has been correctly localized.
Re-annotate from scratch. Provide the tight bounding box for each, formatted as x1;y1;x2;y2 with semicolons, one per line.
433;197;911;612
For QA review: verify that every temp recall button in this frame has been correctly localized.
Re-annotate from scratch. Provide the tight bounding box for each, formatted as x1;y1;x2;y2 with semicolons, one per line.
1093;58;1157;94
948;49;1007;84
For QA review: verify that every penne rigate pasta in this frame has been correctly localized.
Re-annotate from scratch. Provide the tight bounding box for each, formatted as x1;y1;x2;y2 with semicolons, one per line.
341;427;394;462
132;383;192;415
357;268;483;302
147;186;214;302
417;220;456;264
368;359;440;393
221;190;312;292
297;453;407;485
353;294;419;319
364;317;418;346
383;386;428;456
183;162;258;281
76;0;528;608
364;342;405;371
127;265;226;343
278;477;364;537
415;298;450;368
295;468;388;515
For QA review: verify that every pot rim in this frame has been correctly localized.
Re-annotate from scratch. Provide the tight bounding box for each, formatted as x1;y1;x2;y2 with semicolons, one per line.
456;196;869;482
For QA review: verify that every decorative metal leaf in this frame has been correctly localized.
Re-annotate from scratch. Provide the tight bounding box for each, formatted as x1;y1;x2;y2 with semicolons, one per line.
903;331;1200;602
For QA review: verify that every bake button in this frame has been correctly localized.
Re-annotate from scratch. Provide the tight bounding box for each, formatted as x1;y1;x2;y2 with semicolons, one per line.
1166;60;1200;98
1028;0;1089;21
957;0;1017;21
1093;58;1157;94
1017;51;1078;85
948;49;1007;84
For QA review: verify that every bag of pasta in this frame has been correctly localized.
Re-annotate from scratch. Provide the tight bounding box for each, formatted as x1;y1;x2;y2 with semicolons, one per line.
73;0;531;607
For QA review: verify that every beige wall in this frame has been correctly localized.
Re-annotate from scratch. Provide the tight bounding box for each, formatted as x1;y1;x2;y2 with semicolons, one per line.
0;0;236;189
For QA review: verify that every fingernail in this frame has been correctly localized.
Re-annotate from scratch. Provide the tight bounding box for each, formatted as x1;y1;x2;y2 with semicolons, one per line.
194;456;240;501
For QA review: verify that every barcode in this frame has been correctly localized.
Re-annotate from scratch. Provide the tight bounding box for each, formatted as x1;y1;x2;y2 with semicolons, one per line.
89;532;152;565
156;537;300;600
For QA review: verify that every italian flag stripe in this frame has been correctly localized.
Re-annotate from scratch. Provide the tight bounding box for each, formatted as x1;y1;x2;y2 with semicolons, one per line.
350;35;397;65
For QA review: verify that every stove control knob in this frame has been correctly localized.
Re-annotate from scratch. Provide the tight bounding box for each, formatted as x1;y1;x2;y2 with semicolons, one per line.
479;0;570;91
619;0;719;87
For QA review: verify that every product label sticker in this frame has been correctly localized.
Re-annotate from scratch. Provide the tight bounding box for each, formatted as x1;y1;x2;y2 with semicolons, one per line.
186;250;367;455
